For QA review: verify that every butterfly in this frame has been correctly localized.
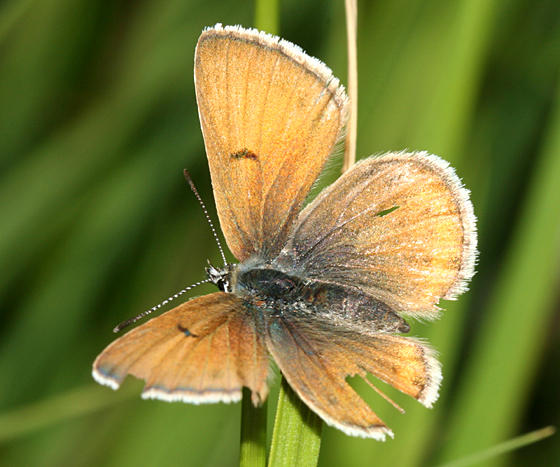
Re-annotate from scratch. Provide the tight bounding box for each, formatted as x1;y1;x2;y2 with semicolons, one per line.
92;24;477;440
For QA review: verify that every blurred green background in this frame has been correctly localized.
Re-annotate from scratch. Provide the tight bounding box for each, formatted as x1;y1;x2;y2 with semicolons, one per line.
1;0;559;466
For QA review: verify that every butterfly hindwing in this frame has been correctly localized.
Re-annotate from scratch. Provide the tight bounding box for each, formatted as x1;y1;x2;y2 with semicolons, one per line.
93;293;270;405
277;151;477;318
194;25;348;261
264;313;441;439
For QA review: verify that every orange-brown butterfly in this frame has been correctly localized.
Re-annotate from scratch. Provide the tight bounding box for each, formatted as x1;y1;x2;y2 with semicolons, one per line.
92;24;477;440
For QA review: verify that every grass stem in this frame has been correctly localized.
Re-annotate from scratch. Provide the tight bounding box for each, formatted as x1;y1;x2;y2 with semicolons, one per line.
268;379;322;467
240;388;268;467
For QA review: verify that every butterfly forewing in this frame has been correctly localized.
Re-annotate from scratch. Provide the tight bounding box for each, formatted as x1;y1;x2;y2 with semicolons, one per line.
195;25;348;261
277;152;477;318
93;293;269;405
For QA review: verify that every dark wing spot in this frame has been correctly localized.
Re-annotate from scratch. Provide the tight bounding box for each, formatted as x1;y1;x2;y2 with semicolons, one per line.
177;324;197;337
231;148;258;160
412;375;426;387
375;205;400;217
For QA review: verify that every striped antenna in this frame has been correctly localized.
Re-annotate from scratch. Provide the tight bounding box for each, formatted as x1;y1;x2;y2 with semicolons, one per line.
183;169;228;266
113;170;227;333
113;278;211;333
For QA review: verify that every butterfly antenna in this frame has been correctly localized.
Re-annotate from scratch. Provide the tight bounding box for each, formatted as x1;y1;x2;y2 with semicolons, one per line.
113;278;211;333
183;169;227;267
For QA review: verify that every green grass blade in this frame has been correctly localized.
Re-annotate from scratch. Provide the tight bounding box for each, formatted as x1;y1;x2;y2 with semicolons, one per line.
268;379;322;467
240;389;268;467
437;426;556;467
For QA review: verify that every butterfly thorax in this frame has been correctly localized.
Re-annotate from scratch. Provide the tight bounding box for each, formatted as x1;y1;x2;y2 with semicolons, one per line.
226;260;410;334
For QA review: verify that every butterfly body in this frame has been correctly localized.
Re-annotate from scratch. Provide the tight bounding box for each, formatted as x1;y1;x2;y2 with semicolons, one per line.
231;261;410;335
92;24;477;440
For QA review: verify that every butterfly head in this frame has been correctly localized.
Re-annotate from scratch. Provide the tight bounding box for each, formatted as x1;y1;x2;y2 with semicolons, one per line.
206;261;234;293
